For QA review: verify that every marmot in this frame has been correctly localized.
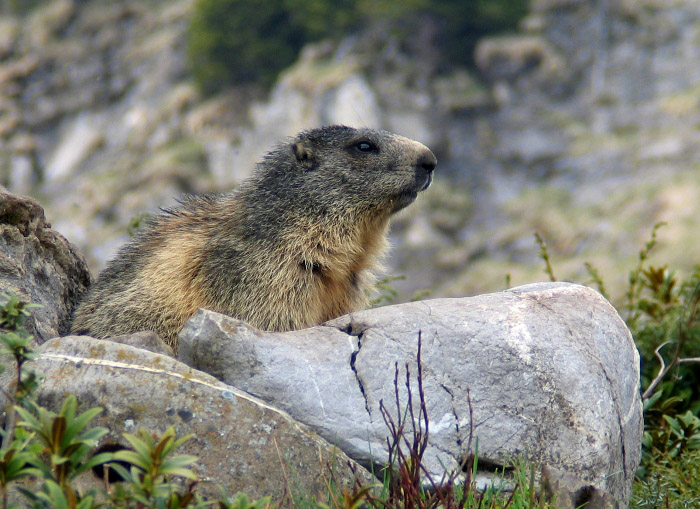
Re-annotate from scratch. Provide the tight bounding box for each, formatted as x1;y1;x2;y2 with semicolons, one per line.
71;125;436;348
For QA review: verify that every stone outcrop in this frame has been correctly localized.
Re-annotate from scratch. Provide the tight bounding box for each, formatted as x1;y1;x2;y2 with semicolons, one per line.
0;336;370;500
178;282;643;508
0;187;90;341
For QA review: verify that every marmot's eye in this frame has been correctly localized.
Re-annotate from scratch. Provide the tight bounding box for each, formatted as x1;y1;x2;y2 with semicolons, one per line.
355;141;377;153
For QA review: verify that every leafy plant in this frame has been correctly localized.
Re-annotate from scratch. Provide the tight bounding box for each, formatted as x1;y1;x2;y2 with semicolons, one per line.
0;293;40;415
0;295;209;507
218;492;271;509
614;227;700;469
0;293;42;508
0;293;39;333
0;440;35;508
105;428;199;506
14;396;110;499
642;408;700;463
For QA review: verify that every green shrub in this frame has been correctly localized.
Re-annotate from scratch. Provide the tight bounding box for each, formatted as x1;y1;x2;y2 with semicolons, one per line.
187;0;307;94
431;0;531;69
14;395;110;506
186;0;530;95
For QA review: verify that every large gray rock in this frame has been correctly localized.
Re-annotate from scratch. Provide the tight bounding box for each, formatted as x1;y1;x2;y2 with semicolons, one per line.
0;336;370;500
0;188;91;341
179;282;642;508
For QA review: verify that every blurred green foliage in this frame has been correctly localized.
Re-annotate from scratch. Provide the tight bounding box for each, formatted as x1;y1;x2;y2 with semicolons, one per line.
187;0;530;95
187;0;306;93
1;0;43;15
431;0;530;70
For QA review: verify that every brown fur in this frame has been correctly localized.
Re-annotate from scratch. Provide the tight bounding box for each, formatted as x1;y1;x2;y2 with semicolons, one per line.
71;126;436;349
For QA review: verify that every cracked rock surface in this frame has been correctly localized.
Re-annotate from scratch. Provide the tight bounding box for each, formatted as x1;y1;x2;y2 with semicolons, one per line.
179;282;642;508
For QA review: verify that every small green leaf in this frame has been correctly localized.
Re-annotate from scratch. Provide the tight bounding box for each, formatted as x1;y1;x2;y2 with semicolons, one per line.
14;405;41;432
64;407;104;443
74;426;109;447
121;431;154;462
113;450;150;471
72;451;114;477
104;462;134;484
159;465;198;480
35;480;69;509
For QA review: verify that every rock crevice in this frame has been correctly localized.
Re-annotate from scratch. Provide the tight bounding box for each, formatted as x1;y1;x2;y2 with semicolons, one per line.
349;331;372;420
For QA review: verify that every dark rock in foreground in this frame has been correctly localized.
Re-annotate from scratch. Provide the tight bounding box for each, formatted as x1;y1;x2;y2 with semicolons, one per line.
0;187;91;341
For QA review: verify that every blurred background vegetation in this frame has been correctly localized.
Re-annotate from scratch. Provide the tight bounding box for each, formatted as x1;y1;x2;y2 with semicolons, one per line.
0;0;43;13
186;0;529;94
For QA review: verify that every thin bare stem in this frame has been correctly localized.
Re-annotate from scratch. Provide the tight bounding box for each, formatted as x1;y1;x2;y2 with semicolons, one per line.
642;341;671;399
642;278;700;399
416;331;429;460
272;436;294;509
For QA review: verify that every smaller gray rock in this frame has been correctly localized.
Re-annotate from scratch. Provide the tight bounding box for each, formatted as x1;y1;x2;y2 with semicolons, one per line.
0;188;91;341
104;330;174;357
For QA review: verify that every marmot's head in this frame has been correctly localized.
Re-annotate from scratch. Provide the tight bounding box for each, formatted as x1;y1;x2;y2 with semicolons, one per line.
256;125;436;218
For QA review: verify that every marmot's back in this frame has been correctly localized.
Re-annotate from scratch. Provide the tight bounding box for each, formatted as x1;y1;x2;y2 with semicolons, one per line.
71;126;437;348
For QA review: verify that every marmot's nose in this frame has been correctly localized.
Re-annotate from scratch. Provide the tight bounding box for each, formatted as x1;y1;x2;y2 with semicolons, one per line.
418;149;437;174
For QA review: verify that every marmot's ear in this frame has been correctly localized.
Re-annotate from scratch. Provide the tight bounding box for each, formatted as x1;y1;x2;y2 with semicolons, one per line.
292;141;315;170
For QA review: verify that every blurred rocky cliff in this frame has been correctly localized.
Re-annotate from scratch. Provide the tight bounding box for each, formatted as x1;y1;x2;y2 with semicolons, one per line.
2;0;700;302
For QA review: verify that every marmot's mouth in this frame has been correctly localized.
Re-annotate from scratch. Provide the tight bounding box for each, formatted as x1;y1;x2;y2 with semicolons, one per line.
390;191;419;213
390;173;431;213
